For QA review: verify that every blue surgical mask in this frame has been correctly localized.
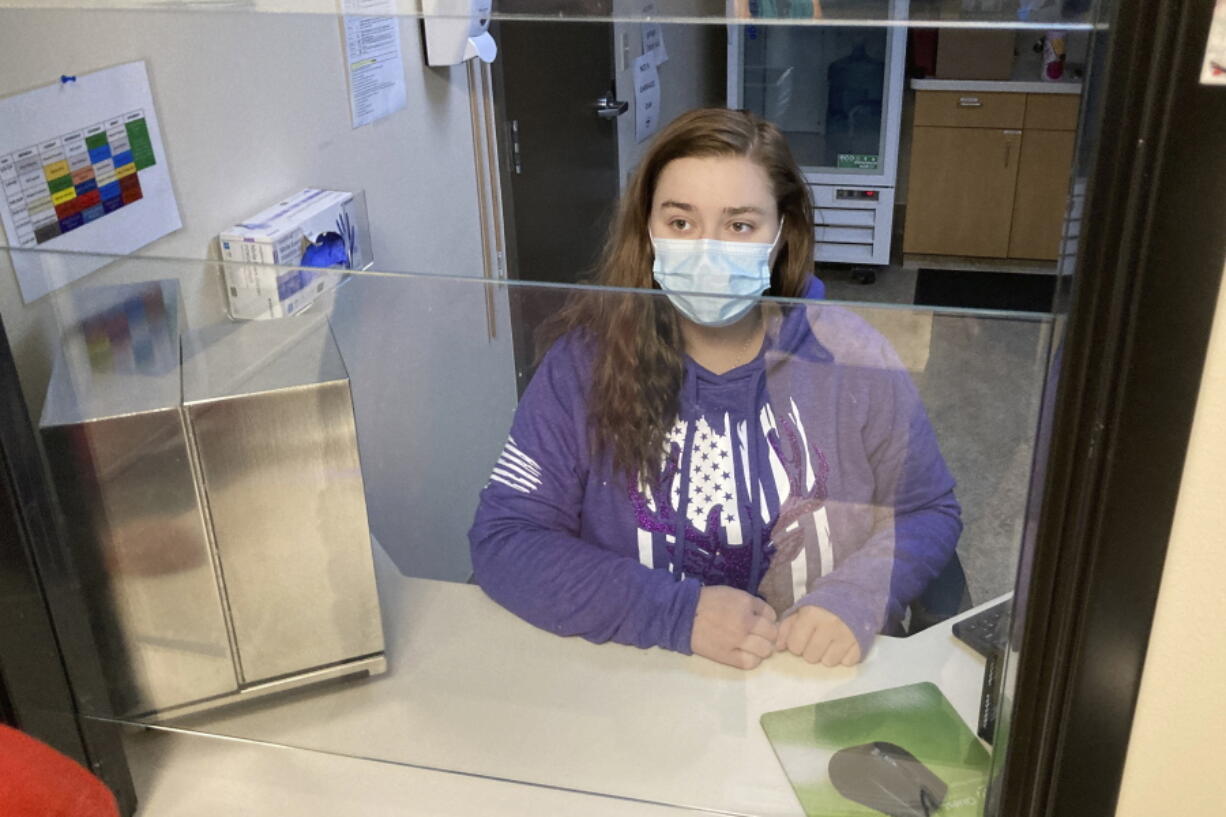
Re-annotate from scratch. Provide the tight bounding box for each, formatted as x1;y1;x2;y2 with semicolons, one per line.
650;222;782;327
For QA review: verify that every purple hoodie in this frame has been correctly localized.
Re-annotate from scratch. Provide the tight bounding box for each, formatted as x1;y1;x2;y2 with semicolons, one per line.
469;300;961;657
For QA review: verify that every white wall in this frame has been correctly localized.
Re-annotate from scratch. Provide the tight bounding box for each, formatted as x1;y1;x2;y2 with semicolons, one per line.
1114;263;1226;815
0;7;517;581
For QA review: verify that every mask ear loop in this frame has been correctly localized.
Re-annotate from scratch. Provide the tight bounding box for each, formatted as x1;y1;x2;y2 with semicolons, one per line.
770;217;785;249
765;217;786;289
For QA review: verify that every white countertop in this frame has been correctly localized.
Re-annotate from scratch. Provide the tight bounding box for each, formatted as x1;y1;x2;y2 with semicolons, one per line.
912;54;1084;95
124;539;998;816
123;729;698;817
912;77;1082;94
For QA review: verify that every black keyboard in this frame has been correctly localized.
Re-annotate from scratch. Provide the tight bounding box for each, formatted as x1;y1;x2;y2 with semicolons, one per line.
953;597;1014;744
952;598;1012;658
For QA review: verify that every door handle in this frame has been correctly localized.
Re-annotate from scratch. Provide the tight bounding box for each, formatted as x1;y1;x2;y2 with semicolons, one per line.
958;96;983;107
1003;130;1022;169
508;119;523;175
594;95;629;119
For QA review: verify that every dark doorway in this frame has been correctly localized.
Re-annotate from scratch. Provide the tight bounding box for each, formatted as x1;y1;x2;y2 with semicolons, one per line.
491;14;623;392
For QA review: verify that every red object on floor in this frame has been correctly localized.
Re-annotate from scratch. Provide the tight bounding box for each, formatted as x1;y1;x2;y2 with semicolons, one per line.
0;724;119;817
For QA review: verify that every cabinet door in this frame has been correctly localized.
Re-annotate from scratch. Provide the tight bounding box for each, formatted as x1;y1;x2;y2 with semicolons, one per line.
903;126;1022;258
1008;129;1077;260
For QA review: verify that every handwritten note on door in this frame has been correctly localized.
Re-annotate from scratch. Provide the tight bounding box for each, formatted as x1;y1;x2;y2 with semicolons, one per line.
634;53;662;143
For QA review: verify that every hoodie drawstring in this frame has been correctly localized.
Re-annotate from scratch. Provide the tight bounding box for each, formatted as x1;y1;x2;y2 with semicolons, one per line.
746;369;767;595
719;367;768;597
674;361;770;596
672;369;700;581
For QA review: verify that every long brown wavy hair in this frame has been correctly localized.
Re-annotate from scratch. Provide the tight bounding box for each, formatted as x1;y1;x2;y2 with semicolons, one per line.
538;108;814;480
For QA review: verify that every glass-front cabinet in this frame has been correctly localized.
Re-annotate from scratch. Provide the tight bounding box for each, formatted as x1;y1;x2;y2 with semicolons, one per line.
729;0;907;264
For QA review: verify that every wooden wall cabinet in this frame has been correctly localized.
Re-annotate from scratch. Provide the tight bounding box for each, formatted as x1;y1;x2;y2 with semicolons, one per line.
903;90;1079;261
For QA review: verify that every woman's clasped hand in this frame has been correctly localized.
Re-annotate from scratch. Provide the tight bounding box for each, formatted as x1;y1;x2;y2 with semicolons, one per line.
691;586;861;670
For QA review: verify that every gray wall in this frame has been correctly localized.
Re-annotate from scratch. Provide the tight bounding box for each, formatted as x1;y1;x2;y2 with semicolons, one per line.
0;7;518;581
612;5;726;187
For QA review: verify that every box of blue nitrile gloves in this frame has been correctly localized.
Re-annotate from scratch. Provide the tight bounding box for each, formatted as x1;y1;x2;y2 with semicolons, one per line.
220;188;372;320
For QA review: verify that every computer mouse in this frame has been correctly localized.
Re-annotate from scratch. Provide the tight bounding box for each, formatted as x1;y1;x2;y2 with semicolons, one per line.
827;741;948;817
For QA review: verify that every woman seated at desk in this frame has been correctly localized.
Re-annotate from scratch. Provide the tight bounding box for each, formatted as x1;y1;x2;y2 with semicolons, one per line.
469;108;961;671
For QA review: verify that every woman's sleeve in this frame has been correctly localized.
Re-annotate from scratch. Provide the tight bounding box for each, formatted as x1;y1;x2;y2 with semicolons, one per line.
468;338;700;653
795;345;963;655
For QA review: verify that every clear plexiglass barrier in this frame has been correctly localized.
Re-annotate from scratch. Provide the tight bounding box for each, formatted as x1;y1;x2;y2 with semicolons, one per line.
11;250;1050;816
0;0;1109;812
0;0;1103;28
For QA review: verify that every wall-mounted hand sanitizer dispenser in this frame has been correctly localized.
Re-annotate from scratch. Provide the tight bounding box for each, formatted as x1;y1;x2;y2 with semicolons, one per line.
422;0;497;66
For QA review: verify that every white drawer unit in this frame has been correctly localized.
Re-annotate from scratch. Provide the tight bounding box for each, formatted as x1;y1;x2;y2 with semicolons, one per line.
810;184;895;266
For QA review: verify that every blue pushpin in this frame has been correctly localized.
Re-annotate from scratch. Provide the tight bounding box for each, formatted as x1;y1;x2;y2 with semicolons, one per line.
61;75;77;84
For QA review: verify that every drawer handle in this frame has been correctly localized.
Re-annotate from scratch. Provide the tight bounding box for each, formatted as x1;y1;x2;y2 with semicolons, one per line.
958;97;983;107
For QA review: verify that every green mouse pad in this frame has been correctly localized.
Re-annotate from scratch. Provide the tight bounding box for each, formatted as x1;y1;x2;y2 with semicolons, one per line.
760;682;991;817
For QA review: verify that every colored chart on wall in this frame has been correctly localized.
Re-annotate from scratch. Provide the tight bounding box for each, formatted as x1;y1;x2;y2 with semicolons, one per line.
3;112;157;246
0;61;181;303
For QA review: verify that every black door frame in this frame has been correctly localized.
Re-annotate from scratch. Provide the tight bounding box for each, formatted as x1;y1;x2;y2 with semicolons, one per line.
0;317;137;815
997;0;1225;814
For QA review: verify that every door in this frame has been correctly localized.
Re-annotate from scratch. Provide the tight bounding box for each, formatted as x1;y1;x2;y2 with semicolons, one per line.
1008;129;1077;260
493;11;726;390
491;17;622;392
902;126;1022;258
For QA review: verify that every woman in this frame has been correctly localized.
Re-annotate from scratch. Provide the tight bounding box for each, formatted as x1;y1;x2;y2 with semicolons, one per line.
469;108;960;670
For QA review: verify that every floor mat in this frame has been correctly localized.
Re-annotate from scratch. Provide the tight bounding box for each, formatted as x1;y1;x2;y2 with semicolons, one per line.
914;268;1056;312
